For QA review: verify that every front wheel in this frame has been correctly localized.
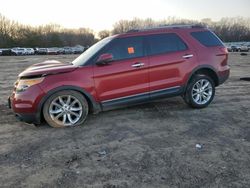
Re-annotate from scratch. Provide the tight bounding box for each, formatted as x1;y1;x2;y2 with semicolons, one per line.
43;90;88;128
183;75;215;108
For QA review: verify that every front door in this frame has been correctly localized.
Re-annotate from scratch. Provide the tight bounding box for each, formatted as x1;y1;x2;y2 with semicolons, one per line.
93;36;149;109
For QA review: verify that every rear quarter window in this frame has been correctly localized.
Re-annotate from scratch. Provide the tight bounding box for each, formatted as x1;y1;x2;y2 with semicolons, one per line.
191;31;224;47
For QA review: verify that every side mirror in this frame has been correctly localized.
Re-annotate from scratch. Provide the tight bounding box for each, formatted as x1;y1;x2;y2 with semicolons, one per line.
96;53;113;65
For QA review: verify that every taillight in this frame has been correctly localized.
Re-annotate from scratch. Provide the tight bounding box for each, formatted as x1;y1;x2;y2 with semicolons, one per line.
216;47;228;57
219;47;228;54
218;47;228;66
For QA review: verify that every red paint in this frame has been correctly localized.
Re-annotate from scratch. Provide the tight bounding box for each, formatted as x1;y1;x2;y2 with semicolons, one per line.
10;26;230;123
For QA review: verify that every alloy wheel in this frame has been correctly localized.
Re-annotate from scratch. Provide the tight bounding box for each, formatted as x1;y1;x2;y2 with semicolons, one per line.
191;79;213;105
49;95;83;126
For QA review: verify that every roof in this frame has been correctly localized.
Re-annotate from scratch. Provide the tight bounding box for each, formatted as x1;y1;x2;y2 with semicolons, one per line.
126;24;206;33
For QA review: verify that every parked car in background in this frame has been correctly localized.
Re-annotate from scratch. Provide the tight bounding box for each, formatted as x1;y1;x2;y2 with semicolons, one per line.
0;49;2;55
36;48;48;55
26;48;35;55
230;45;239;52
1;45;87;56
9;25;230;128
47;48;60;55
11;48;27;55
58;48;64;54
238;45;249;52
1;49;12;56
226;45;232;52
72;45;85;54
34;48;39;54
63;47;73;54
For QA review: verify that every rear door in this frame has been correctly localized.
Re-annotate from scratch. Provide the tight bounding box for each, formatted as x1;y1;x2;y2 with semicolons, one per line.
146;32;197;96
93;36;149;108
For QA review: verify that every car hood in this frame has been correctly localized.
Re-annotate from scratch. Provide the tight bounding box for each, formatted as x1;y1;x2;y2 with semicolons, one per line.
19;60;78;78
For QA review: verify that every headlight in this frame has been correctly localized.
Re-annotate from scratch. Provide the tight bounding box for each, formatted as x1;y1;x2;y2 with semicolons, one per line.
16;77;44;92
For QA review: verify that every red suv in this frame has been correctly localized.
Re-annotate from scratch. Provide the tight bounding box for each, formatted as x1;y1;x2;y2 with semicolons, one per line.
9;25;230;128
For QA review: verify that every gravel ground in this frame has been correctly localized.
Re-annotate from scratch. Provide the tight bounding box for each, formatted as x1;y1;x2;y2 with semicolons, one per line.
0;53;250;188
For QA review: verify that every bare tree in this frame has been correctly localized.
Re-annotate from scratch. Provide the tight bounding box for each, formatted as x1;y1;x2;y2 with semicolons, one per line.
111;17;250;42
1;13;250;48
98;30;110;39
0;14;96;48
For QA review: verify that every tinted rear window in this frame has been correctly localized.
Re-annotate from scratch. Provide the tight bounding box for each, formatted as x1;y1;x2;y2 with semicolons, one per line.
191;31;224;47
146;33;187;56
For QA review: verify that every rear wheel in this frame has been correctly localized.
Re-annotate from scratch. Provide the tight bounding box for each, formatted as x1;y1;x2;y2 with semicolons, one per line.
183;74;215;108
43;90;88;128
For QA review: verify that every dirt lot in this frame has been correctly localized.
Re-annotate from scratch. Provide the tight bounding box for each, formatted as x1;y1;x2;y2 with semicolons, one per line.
0;53;250;188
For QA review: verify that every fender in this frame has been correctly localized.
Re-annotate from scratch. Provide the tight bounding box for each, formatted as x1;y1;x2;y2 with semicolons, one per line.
184;64;219;90
36;85;102;123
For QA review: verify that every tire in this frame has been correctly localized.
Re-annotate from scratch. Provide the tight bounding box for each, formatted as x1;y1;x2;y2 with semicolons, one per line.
183;74;215;108
43;90;88;128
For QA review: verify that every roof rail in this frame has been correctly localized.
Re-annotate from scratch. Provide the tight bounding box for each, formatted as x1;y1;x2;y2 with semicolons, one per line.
126;24;205;33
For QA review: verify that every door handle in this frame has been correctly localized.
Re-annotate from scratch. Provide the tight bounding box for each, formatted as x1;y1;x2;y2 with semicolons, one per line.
183;54;193;59
132;62;144;68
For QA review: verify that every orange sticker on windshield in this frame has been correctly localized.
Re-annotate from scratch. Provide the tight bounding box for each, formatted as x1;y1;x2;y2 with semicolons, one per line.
128;47;134;54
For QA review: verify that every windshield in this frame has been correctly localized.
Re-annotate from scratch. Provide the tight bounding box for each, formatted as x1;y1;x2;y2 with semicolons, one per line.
72;36;114;66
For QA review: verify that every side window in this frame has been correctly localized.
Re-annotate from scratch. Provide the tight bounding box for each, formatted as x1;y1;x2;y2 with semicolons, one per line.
147;33;187;56
191;31;224;47
104;37;144;61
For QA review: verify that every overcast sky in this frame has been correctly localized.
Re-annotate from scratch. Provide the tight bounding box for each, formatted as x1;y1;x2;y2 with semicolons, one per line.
0;0;249;31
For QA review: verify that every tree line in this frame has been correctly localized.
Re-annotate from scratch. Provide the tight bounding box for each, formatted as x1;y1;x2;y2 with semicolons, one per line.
99;17;250;42
1;14;250;48
0;14;96;48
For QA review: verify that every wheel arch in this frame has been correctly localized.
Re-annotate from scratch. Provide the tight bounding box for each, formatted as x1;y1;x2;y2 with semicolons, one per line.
37;85;101;123
185;65;219;90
